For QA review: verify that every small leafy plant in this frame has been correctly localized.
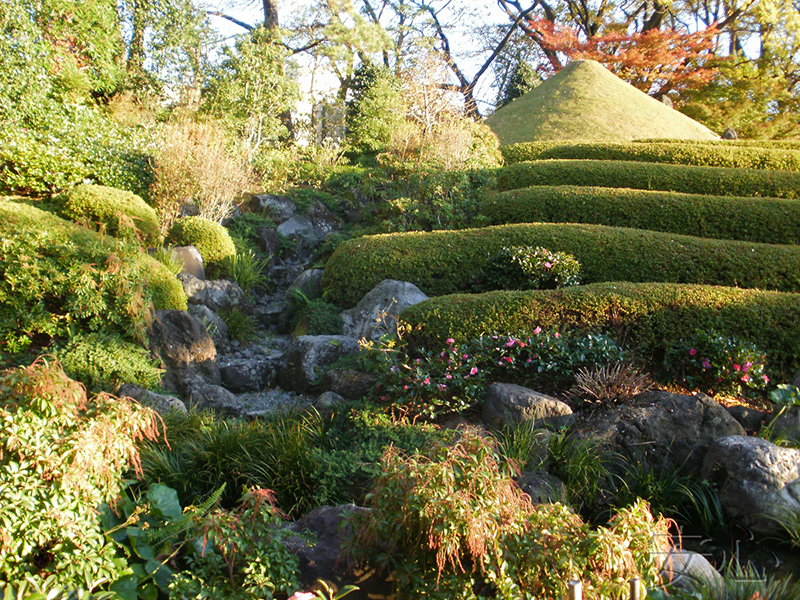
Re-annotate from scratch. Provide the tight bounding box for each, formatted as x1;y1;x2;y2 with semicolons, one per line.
225;250;271;293
471;245;581;292
664;330;769;396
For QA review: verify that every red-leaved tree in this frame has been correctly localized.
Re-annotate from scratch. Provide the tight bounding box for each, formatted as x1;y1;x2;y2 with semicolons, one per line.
528;18;720;98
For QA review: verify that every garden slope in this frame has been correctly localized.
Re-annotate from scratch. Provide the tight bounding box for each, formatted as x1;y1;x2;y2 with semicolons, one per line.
321;224;800;306
484;59;718;145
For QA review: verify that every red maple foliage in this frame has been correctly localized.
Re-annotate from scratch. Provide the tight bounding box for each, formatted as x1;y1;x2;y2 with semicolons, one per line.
527;18;720;97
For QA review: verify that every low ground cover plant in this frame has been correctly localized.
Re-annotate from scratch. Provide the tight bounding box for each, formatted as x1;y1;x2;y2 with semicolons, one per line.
481;185;800;246
398;283;800;382
500;140;800;170
322;223;800;306
495;159;800;198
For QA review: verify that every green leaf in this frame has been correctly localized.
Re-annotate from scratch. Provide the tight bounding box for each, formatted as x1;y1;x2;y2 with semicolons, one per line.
110;574;139;600
145;559;175;592
146;484;182;520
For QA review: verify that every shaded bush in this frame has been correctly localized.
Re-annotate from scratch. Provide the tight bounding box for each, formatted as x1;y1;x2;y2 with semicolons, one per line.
472;245;581;292
397;282;800;380
166;216;236;276
53;183;160;245
321;223;800;306
481;185;800;245
495;159;800;198
501;140;800;170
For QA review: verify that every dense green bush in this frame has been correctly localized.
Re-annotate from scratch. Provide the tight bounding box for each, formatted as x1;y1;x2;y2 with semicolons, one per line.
501;140;800;170
472;245;581;292
53;183;160;245
637;138;800;151
481;185;800;245
397;282;800;380
495;159;800;198
0;200;186;358
58;332;163;392
321;223;800;306
166;216;237;276
0;359;161;593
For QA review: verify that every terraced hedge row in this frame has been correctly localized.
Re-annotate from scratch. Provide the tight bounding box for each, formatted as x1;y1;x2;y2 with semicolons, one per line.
500;141;800;170
638;139;800;151
495;160;800;198
321;223;800;306
397;283;800;379
481;185;800;245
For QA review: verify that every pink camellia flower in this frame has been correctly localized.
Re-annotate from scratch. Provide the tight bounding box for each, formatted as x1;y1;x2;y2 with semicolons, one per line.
505;339;515;347
554;332;560;339
741;374;751;383
762;375;770;384
533;326;542;335
689;348;697;356
702;358;711;369
743;361;752;373
445;373;453;379
544;262;552;269
470;367;478;376
733;364;741;371
440;384;447;390
290;592;317;600
423;378;430;385
403;385;409;390
446;338;455;344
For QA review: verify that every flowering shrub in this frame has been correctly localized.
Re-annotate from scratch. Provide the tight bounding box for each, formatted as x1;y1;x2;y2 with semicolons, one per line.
471;245;581;292
664;330;769;396
370;329;623;419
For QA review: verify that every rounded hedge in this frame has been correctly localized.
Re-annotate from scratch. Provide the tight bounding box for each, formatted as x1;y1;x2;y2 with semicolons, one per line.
500;140;800;170
54;183;160;245
321;223;800;306
165;216;236;275
397;282;800;380
495;160;800;198
481;185;800;245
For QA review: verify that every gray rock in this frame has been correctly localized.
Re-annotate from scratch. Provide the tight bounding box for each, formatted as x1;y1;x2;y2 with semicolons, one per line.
251;194;297;224
148;310;219;396
578;391;743;475
187;382;240;416
219;358;275;393
482;383;574;429
303;199;342;237
171;246;205;280
178;273;245;313
288;269;325;301
341;279;429;341
660;549;723;591
315;390;346;412
791;370;800;388
320;368;377;401
722;127;738;140
117;383;186;414
768;406;800;444
178;200;200;218
725;405;765;432
278;335;361;392
277;215;322;259
188;304;228;349
516;471;567;504
256;226;281;267
701;435;800;534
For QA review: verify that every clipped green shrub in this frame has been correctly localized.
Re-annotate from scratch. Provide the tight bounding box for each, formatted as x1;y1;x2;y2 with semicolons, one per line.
166;216;236;276
53;183;160;245
58;332;163;392
481;185;800;245
0;199;186;357
472;245;581;291
501;140;800;170
397;282;800;380
321;223;800;306
495;159;800;198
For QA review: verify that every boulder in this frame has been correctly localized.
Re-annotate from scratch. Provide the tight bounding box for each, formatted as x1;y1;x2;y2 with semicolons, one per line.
219;358;275;393
722;127;738;140
315;390;346;413
277;215;322;260
660;549;723;591
303;199;342;237
701;435;800;534
250;194;296;224
482;383;574;429
188;304;228;349
148;310;219;396
725;405;765;433
279;335;361;393
171;245;205;280
341;280;429;341
578;391;743;475
177;200;200;218
117;383;186;414
516;471;568;504
179;273;245;313
320;368;377;401
256;226;281;267
187;382;241;416
288;269;325;301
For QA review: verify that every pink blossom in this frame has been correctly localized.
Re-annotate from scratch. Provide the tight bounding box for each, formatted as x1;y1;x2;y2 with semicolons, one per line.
733;364;741;371
741;374;751;383
544;262;552;269
554;332;560;339
504;356;514;363
439;384;447;390
469;367;478;376
505;339;515;347
290;593;317;600
533;326;542;335
403;385;409;390
702;358;711;369
462;354;469;360
446;338;455;344
743;361;752;373
423;378;430;385
445;374;453;379
689;348;697;356
762;375;769;384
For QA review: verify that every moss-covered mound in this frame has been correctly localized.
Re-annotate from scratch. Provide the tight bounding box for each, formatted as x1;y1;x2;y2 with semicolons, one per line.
398;283;800;379
53;183;160;245
0;199;186;357
166;216;236;275
321;224;800;306
484;60;718;145
496;160;800;198
501;140;800;171
481;186;800;245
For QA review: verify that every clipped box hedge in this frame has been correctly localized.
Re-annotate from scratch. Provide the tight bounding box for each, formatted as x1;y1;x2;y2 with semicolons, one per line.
495;160;800;198
500;140;800;170
637;139;800;151
397;282;800;379
481;185;800;245
321;223;800;307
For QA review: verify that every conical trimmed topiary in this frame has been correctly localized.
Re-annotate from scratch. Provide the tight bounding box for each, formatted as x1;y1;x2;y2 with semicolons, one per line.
485;59;719;145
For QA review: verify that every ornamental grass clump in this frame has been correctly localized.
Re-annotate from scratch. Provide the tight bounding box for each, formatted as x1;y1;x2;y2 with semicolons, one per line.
345;430;672;600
